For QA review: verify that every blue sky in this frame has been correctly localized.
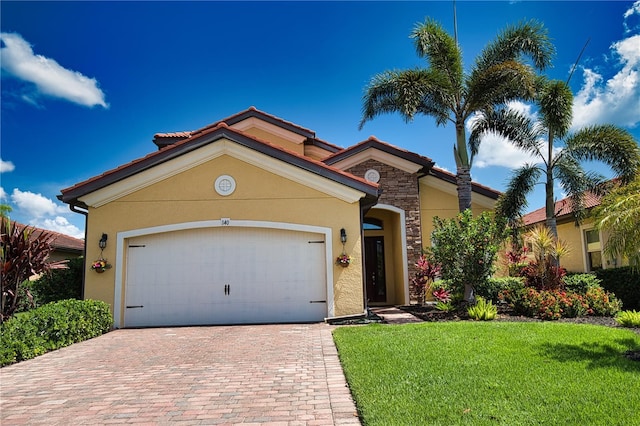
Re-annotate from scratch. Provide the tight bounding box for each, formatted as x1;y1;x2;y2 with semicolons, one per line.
1;1;639;239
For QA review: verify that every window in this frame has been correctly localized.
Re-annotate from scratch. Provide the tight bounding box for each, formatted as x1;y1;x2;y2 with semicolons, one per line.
585;229;602;271
363;218;383;230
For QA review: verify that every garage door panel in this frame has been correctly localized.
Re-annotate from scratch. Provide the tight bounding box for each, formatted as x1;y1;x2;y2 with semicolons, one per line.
124;226;327;327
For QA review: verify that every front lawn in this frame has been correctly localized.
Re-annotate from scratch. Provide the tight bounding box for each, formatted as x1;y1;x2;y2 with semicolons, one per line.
333;322;640;425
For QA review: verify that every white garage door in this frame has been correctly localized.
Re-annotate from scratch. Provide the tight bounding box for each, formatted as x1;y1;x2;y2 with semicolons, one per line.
124;226;327;327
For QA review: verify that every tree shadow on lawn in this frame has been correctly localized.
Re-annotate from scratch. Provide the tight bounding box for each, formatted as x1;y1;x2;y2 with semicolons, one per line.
537;338;640;371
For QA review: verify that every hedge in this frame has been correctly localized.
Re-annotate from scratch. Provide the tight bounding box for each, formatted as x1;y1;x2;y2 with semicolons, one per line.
595;267;640;311
0;299;112;366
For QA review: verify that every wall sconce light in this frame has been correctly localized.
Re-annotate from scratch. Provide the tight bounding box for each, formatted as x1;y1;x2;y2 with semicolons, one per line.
340;228;347;244
99;233;108;250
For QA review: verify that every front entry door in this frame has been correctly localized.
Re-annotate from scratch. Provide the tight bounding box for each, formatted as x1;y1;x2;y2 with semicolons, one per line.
365;236;387;303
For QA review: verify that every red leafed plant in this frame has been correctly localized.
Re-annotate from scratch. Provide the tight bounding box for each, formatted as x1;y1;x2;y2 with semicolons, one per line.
1;217;66;322
412;255;441;305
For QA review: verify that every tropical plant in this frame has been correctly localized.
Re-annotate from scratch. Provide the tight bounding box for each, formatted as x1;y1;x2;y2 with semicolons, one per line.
467;296;498;321
520;225;569;290
0;217;64;322
359;18;554;212
615;310;640;328
428;210;507;300
0;204;11;218
593;174;640;271
411;254;441;305
471;79;640;237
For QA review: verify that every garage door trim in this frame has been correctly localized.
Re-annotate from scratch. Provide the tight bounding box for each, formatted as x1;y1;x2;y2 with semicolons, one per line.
113;220;335;328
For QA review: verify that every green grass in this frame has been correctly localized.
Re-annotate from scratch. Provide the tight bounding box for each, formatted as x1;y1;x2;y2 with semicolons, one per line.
333;322;640;426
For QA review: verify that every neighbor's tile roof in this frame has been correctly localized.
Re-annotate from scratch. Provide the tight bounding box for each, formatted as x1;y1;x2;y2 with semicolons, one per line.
522;191;603;226
12;221;84;252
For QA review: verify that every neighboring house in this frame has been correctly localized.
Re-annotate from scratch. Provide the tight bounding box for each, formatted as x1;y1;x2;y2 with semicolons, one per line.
8;222;84;280
522;192;625;273
58;107;499;328
10;222;84;263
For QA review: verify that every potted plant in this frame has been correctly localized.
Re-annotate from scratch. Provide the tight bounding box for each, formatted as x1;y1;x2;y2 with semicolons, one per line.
91;258;112;273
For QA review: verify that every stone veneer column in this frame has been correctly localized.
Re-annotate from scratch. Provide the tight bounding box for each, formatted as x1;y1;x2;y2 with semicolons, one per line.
346;159;422;294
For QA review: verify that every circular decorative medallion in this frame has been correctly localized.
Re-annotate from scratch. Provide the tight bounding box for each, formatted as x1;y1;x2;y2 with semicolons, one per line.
364;169;380;183
214;175;236;196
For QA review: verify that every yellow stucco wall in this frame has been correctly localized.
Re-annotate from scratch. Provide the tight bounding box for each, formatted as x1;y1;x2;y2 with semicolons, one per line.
83;153;365;323
418;180;496;249
555;220;585;272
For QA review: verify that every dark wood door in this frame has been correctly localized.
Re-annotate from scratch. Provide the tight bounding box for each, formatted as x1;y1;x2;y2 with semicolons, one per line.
365;236;387;303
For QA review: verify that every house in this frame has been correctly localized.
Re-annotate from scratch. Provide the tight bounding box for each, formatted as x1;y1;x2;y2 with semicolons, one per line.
522;191;624;272
58;107;499;328
9;221;84;263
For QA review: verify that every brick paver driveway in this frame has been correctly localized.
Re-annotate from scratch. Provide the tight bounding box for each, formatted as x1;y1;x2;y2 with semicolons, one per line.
0;323;360;425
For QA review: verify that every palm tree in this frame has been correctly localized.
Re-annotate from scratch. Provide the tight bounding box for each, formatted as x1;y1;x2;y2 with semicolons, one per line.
470;79;640;237
593;174;640;271
359;18;554;212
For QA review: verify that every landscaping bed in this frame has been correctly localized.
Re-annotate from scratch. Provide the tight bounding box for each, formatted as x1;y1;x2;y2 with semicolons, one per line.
400;303;639;333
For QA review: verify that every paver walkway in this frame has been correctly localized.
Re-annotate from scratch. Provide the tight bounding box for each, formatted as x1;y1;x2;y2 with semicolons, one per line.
0;324;360;425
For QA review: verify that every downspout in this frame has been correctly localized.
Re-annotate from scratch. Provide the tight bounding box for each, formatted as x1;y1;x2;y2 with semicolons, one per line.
69;203;88;300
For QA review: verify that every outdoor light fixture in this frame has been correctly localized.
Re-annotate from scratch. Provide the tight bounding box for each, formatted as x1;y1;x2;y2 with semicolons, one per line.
340;228;347;244
99;233;108;250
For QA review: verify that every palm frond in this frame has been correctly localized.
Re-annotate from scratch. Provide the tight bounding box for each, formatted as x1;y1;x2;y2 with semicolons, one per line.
474;19;554;74
467;60;538;111
565;124;640;184
553;155;604;224
538;80;573;139
359;69;451;129
469;107;543;161
496;164;542;223
411;19;463;95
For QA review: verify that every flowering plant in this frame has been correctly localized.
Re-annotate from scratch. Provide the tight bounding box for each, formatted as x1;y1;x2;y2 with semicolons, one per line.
336;254;351;267
91;258;112;273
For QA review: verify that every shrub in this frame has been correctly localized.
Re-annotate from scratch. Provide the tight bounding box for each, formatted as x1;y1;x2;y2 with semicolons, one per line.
467;297;498;321
584;287;622;317
0;299;112;366
502;287;621;320
563;273;602;294
475;277;525;302
411;255;441;306
595;267;640;311
429;210;507;299
615;310;640;328
30;257;84;304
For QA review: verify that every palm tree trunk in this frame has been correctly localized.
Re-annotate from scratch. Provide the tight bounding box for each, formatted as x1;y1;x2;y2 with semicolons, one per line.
456;167;472;212
455;121;472;212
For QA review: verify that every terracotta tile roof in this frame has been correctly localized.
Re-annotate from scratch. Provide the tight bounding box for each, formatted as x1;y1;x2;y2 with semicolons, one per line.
522;191;603;226
154;131;193;139
11;221;84;252
323;135;435;169
60;121;379;207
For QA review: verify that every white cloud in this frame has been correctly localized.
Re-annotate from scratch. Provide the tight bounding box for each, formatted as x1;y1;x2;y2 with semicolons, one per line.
10;188;67;218
0;187;7;201
0;159;15;173
32;216;84;240
571;4;640;130
623;0;640;33
0;32;108;108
